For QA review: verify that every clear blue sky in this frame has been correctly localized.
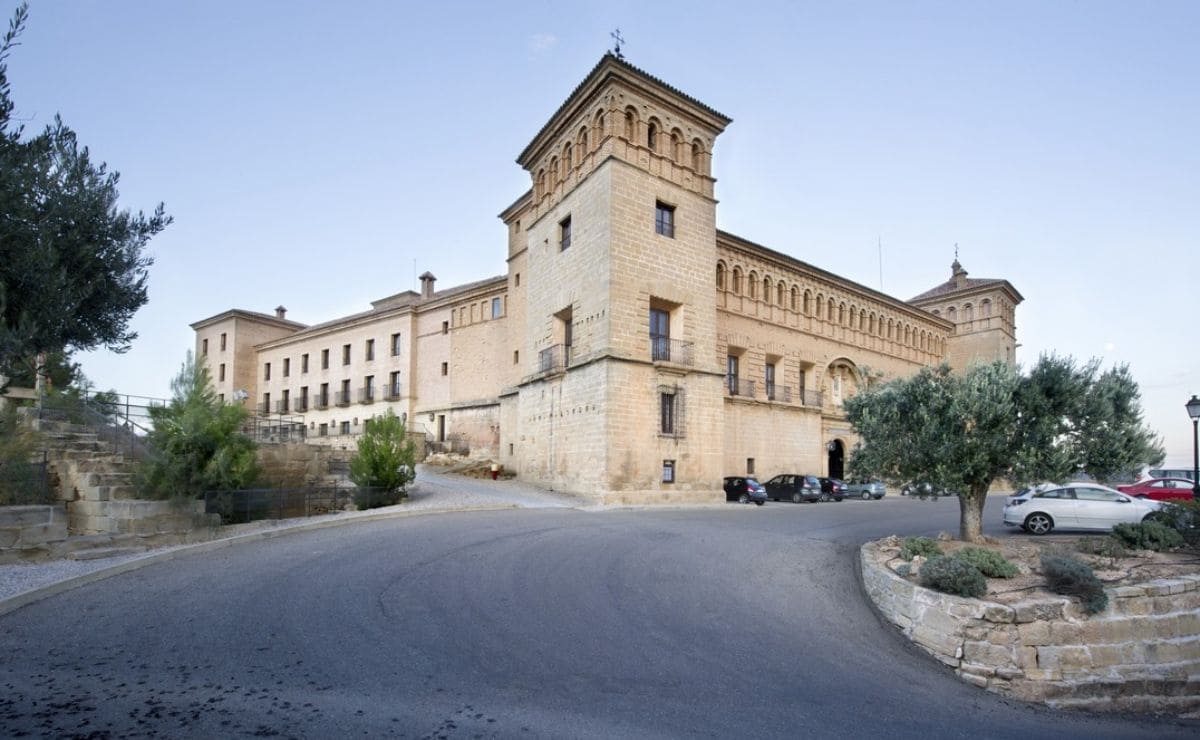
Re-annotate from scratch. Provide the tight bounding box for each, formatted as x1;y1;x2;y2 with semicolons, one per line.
5;1;1198;467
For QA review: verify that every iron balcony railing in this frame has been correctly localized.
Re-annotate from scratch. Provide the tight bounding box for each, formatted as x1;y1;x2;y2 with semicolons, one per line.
766;384;792;403
384;384;402;401
335;389;352;407
358;386;375;404
650;335;694;366
726;376;756;398
538;344;571;374
294;397;309;413
799;390;823;407
312;394;330;410
275;399;290;414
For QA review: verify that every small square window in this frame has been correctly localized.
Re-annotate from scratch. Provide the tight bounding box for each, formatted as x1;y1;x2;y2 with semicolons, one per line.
655;202;675;238
559;215;572;250
662;460;675;484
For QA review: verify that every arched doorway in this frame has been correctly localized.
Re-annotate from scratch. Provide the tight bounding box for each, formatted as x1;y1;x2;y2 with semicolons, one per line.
827;439;845;480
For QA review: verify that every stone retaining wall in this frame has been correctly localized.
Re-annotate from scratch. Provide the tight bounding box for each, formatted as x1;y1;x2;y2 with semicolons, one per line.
860;540;1200;714
1;501;211;564
0;506;69;563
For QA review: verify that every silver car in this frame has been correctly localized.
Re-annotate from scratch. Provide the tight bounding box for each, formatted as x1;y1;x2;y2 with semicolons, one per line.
844;479;887;500
1002;482;1164;535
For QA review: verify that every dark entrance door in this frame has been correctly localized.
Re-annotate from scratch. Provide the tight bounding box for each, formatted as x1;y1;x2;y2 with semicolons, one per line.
828;440;844;479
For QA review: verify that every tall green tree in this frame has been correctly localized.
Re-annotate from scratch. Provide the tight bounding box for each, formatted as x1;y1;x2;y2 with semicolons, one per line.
139;353;258;500
0;3;171;386
844;356;1163;542
349;409;417;509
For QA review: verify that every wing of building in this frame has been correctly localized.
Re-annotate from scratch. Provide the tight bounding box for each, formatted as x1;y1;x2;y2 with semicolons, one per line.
190;53;1022;505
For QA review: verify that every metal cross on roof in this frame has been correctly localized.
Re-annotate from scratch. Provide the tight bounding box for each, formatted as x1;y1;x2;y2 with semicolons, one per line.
610;28;625;59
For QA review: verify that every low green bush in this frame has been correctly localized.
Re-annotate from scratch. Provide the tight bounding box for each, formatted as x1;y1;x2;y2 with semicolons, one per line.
1153;501;1200;547
955;547;1019;578
900;536;942;561
1110;521;1184;552
1075;536;1127;559
919;555;987;598
1041;554;1108;614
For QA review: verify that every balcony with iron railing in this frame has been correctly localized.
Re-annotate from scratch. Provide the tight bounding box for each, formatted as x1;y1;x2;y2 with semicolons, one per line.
765;384;792;403
294;397;309;413
650;335;694;366
312;394;330;410
358;386;376;404
334;389;352;407
383;384;402;401
726;376;756;398
538;344;571;375
799;390;823;407
275;399;291;414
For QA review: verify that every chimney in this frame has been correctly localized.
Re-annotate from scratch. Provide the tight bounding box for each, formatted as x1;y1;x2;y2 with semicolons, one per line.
275;305;287;319
951;260;967;290
419;271;436;299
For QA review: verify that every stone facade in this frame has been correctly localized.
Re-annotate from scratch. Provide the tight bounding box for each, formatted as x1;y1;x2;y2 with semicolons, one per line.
861;541;1200;714
190;54;1022;504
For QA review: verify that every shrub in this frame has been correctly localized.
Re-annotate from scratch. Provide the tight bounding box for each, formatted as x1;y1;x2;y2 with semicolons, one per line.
900;536;942;561
1152;501;1200;547
1110;520;1184;552
1075;536;1127;559
955;546;1019;578
1041;554;1108;614
349;409;417;510
919;555;987;598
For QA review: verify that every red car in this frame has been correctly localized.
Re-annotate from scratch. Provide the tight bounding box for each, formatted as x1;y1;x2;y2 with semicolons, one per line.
1116;478;1197;502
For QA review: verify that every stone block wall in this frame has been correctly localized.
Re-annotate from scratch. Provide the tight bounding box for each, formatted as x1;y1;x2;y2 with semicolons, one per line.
0;506;69;564
860;540;1200;714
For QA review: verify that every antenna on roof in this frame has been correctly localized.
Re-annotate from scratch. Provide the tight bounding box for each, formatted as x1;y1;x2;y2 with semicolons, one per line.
610;28;625;59
878;235;884;291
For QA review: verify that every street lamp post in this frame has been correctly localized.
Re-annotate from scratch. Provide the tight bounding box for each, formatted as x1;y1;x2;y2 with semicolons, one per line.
1187;395;1200;499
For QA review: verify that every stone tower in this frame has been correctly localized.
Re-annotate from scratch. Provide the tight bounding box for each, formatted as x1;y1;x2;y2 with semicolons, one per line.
498;54;731;503
909;258;1024;369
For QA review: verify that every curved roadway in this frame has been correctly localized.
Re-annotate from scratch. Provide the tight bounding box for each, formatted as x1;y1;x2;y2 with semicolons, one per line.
0;496;1193;738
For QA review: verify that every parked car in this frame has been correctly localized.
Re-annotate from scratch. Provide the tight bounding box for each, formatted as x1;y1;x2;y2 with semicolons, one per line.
900;481;957;497
1116;478;1197;502
763;474;822;503
1002;482;1164;535
817;477;846;502
723;476;767;505
844;479;887;500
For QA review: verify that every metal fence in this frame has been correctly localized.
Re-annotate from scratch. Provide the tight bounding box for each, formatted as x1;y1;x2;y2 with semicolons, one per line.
0;451;51;505
203;486;397;524
38;390;161;462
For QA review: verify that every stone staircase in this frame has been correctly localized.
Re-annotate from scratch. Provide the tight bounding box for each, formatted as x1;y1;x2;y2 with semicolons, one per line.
28;418;205;558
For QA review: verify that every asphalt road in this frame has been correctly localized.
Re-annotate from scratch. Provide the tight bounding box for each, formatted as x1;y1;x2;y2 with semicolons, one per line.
0;495;1193;738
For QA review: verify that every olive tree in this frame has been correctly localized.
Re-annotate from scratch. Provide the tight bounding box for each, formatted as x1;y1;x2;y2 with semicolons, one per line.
844;355;1162;542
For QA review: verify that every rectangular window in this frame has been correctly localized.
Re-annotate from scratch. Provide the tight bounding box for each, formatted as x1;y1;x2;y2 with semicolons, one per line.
662;460;675;484
391;333;402;356
283;358;290;377
513;350;519;365
218;393;224;403
220;333;227;351
515;273;520;287
727;355;739;394
442;320;449;335
365;339;374;361
340;421;351;436
319;382;329;407
441;362;448;376
321;349;329;369
650;307;670;361
280;389;289;413
655;201;675;238
262;392;270;414
202;338;208;356
765;363;776;401
559;215;572;250
363;375;375;402
388;371;400;398
342;344;351;366
301;353;309;373
491;297;502;319
219;363;226;382
264;362;271;381
747;457;755;475
299;386;308;411
660;392;676;435
318;423;328;437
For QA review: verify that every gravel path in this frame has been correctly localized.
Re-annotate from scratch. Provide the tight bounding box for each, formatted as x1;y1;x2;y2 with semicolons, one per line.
0;465;585;605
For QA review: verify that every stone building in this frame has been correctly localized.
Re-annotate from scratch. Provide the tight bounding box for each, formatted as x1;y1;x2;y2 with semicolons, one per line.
191;54;1021;505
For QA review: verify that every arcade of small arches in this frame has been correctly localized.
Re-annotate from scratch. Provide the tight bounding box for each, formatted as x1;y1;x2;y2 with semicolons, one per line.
715;260;947;355
532;103;713;201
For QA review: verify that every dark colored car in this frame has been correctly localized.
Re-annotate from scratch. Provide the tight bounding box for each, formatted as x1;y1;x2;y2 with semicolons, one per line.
763;474;822;503
723;476;767;505
1116;478;1197;502
817;477;846;502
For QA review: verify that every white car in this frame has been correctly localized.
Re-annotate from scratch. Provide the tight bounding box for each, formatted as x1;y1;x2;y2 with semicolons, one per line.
1002;482;1164;535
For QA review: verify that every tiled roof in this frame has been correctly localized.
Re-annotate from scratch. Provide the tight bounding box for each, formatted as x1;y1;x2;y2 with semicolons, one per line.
909;276;1007;302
